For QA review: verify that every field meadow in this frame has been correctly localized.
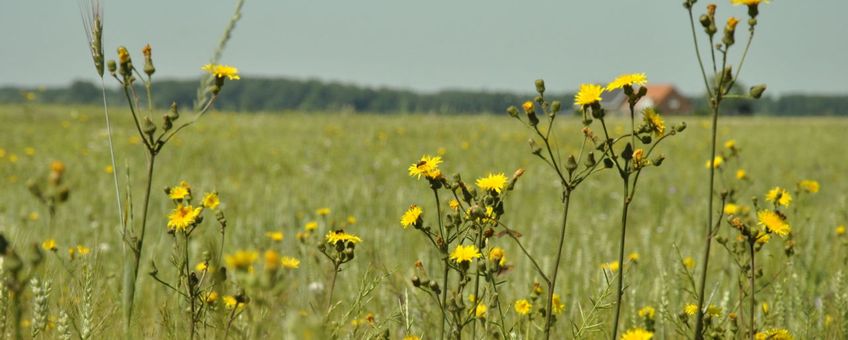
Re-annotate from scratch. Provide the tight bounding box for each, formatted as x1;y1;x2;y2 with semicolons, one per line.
1;103;847;339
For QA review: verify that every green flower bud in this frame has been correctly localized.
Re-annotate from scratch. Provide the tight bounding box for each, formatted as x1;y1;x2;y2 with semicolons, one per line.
535;79;545;95
142;116;156;136
107;60;117;75
749;84;767;99
506;106;519;118
551;101;561;113
621;143;634;161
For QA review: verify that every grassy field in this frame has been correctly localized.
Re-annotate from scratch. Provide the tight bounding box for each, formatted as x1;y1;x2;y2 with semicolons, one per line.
1;104;847;339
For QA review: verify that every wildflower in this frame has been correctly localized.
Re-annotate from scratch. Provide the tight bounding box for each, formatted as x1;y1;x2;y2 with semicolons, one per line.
706;304;722;317
265;231;284;241
551;294;566;314
117;46;130;63
754;328;792;340
42;239;58;252
205;291;219;304
75;245;90;256
50;161;65;175
836;225;846;236
726;17;739;30
400;205;423;229
521;101;534;113
642;108;665;137
28;212;40;221
476;173;508;194
628;252;640;262
684;303;698;316
167;204;202;231
450;244;481;264
201;64;240;80
281;256;300;269
449;199;460;211
403;336;421;340
736;169;747;180
264;250;280;270
408;155;442;180
514;299;532;315
305;221;318;231
223;295;245;310
705;156;724;169
347;215;357;225
195;261;208;272
755;231;770;245
574;83;604;106
731;0;769;5
758;210;790;237
316;207;331;216
765;187;792;207
201;192;220;209
475;304;488;318
724;203;739;215
798;180;820;193
606;73;648;92
168;181;191;200
638;306;656;319
602;261;620;272
724;139;736;149
225;250;259;271
762;302;769;315
621;327;654;340
683;257;695;270
104;165;113;174
325;230;362;245
488;247;506;267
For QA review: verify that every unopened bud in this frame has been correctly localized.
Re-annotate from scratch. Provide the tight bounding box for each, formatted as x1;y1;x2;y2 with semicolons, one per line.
535;79;545;95
142;44;155;77
700;14;711;28
749;84;766;99
621;143;634;161
675;122;687;132
551;100;561;113
507;106;519;118
107;60;117;75
142;116;156;136
565;155;578;173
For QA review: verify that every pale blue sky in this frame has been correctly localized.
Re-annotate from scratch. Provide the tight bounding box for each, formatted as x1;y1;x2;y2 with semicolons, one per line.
1;1;845;95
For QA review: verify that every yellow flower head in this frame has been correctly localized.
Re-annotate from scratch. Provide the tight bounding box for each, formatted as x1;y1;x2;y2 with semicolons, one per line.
798;180;820;193
50;160;65;175
42;239;57;252
475;304;488;318
726;17;739;30
621;327;654;340
724;139;736;149
316;207;331;216
514;299;532;315
195;261;208;272
476;173;508;194
403;336;421;340
732;0;769;6
521;101;534;114
201;192;220;209
706;156;724;169
628;252;640;262
765;187;792;207
264;250;281;271
754;328;792;340
684;303;698;316
683;257;696;270
117;46;130;63
638;306;656;319
168;181;191;200
167;204;202;231
408;155;443;180
265;231;284;241
488;247;506;266
642;108;665;137
736;169;747;180
836;225;846;236
450;244;481;264
74;245;91;257
602;261;620;272
325;230;362;245
758;210;790;237
225;250;259;271
606;73;648;92
400;205;423;229
574;83;604;106
449;199;460;211
706;304;722;317
201;64;240;80
205;291;219;304
551;294;566;314
724;203;739;215
222;295;246;310
305;221;318;231
281;256;300;269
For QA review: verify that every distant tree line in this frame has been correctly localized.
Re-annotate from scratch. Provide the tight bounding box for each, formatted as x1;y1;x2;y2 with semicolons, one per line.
1;78;846;116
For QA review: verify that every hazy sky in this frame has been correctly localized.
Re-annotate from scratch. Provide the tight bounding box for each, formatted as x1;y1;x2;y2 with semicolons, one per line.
1;1;845;95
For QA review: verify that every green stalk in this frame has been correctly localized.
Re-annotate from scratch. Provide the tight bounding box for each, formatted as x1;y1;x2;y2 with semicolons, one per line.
543;191;572;340
611;180;631;340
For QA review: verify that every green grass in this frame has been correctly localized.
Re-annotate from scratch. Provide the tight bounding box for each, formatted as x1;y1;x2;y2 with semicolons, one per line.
1;104;846;338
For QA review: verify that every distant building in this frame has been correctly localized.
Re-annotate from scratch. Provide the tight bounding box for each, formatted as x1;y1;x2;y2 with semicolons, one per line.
601;84;692;115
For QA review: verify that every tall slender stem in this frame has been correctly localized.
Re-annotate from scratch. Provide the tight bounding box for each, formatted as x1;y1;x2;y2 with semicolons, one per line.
433;189;449;340
694;102;720;340
543;190;572;340
123;152;156;334
99;77;125;233
749;242;756;340
611;181;631;340
327;263;340;311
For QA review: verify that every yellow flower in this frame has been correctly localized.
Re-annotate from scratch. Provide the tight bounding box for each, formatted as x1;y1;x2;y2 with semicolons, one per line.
628;252;640;263
400;205;423;229
347;215;357;225
736;169;747;180
836;225;846;236
24;147;35;156
167;204;202;231
201;64;240;80
488;247;507;267
514;299;532;315
225;250;259;271
724;203;739;215
706;304;722;317
104;165;113;174
642;108;665;137
403;336;421;340
75;245;91;256
638;306;656;319
724;139;736;149
476;173;508;194
754;328;792;340
765;187;792;207
265;231;284;241
449;199;460;211
475;304;488;318
201;192;220;209
684;303;698;316
726;17;739;30
521;101;534;113
706;156;724;169
305;221;318;231
222;295;245;310
798;180;820;193
117;46;130;63
732;0;769;5
325;230;362;245
755;231;770;245
264;250;280;271
621;327;654;340
50;160;65;174
551;294;566;314
195;261;208;272
281;256;300;269
450;244;481;264
574;83;604;106
683;257;696;270
762;302;769;315
408;155;443;180
606;73;647;91
42;239;57;252
168;181;191;200
205;291;219;304
316;207;331;216
602;261;620;272
28;212;40;221
758;210;790;237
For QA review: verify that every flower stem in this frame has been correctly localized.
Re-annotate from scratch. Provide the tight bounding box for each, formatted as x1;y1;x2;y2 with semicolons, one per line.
694;101;720;340
543;190;572;340
123;152;156;336
611;181;631;340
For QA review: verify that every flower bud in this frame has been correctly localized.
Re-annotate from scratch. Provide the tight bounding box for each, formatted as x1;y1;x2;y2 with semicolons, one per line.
551;100;561;113
749;84;766;99
142;44;155;77
699;14;711;28
142;116;156;136
565;155;578;174
706;3;716;16
723;17;738;46
411;276;421;287
535;79;545;95
107;60;117;75
675;122;687;132
528;139;542;155
506;106;519;118
621;143;634;161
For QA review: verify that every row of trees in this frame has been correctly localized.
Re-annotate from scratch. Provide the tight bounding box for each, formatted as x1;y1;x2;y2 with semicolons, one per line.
2;78;846;116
